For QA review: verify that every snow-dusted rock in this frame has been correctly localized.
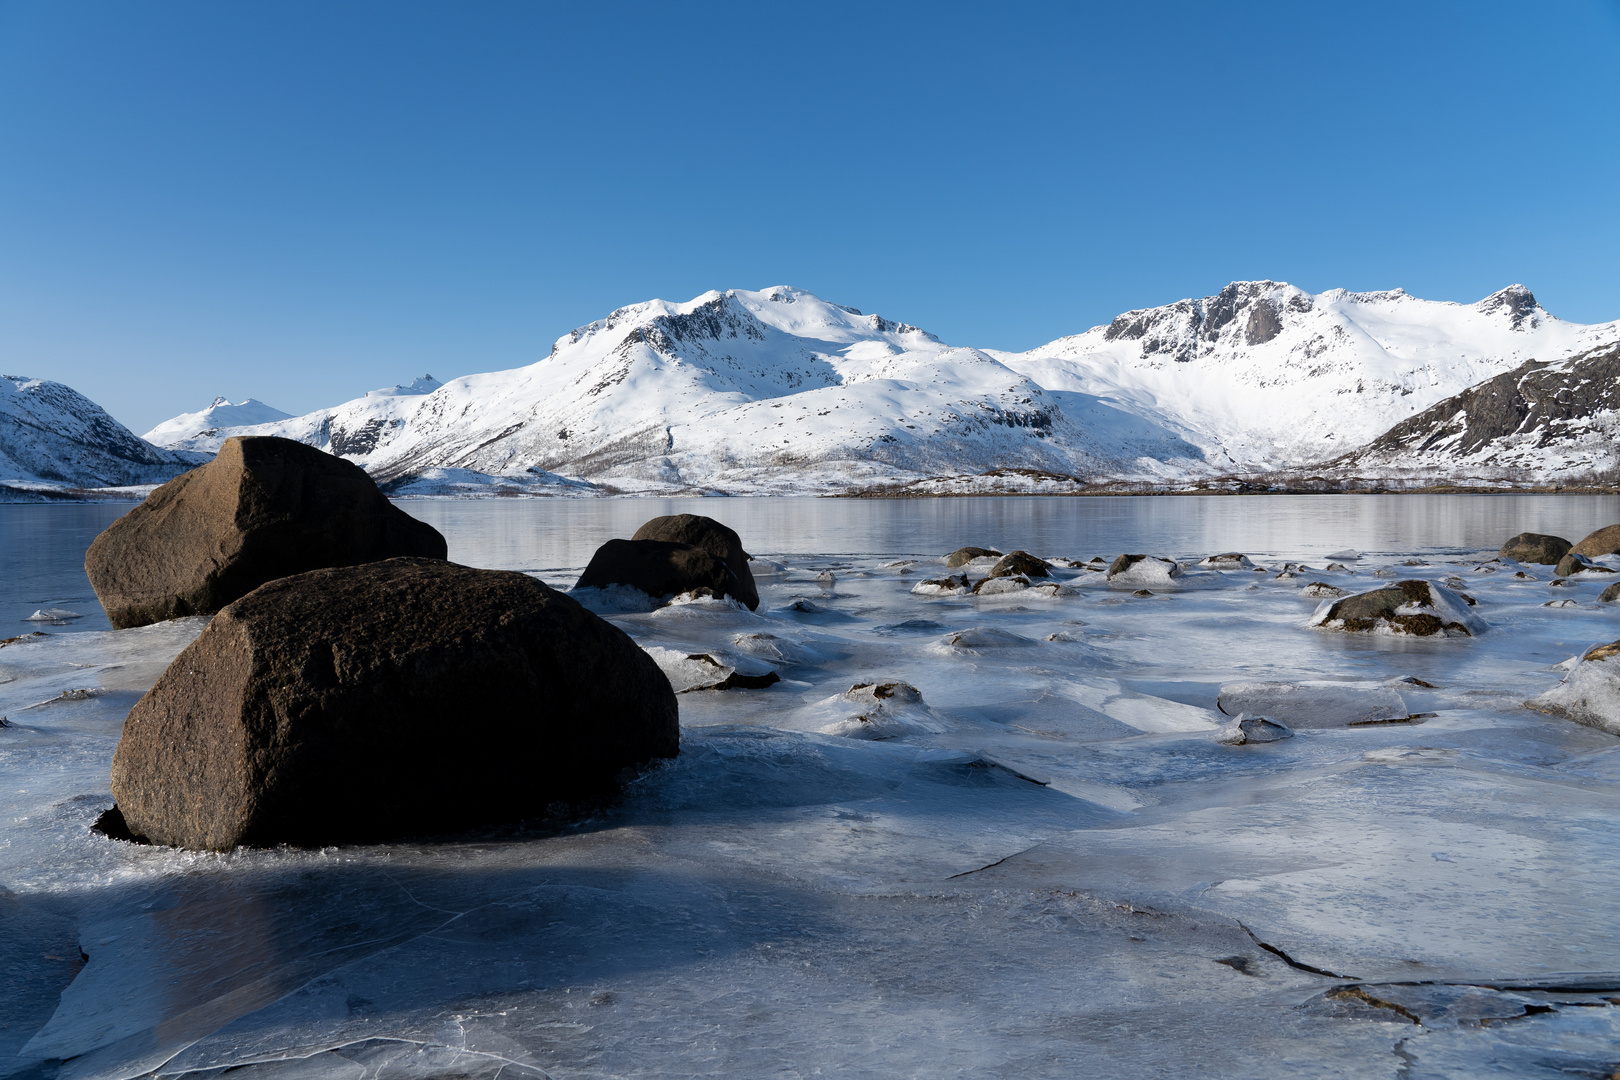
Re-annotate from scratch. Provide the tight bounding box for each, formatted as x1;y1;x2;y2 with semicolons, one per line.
1555;551;1618;578
1107;554;1181;586
1528;640;1620;736
1199;553;1257;570
641;647;779;692
1310;580;1487;637
911;574;970;597
971;575;1029;596
1301;582;1347;598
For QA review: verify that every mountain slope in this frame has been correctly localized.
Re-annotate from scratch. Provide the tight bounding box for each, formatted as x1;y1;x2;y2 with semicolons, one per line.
993;282;1620;471
155;288;1205;493
0;375;201;490
142;396;294;447
1333;340;1620;478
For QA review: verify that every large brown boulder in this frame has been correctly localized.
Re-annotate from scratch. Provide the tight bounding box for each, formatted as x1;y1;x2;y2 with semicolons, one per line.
86;436;446;629
988;551;1050;579
574;539;745;607
629;514;758;609
1571;524;1620;559
1498;532;1572;565
1309;580;1486;637
109;558;678;850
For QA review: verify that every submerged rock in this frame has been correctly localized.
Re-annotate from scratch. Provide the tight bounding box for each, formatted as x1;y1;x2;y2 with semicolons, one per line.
110;558;679;850
1107;554;1181;586
945;546;1002;568
643;647;779;692
1499;532;1572;565
988;551;1050;579
575;539;752;609
1310;580;1487;637
629;514;758;609
1555;551;1617;578
1218;681;1411;728
85;436;447;629
1570;524;1620;559
1214;714;1294;745
1528;640;1620;736
972;575;1030;595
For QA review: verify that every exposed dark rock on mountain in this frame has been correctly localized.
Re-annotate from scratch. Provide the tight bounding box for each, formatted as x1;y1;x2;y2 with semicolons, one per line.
1337;341;1620;474
1;374;200;490
109;558;679;850
85;436;447;629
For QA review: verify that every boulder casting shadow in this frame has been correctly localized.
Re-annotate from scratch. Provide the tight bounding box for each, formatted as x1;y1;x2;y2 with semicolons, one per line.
108;558;679;850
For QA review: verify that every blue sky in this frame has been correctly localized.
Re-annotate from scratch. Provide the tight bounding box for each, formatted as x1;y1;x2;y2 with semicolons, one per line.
3;1;1619;433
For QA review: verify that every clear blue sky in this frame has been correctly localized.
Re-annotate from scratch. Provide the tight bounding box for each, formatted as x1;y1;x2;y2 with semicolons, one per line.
3;1;1618;434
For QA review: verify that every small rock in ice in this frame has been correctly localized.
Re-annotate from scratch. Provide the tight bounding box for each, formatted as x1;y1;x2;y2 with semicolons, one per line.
1514;570;1538;579
816;571;837;589
1529;644;1620;736
1544;599;1579;608
1326;549;1360;561
1199;553;1257;570
944;546;1001;568
1601;582;1620;603
988;551;1050;579
1556;552;1618;577
1106;554;1181;586
935;627;1037;652
1214;713;1294;745
1325;563;1350;572
1132;589;1155;597
1309;580;1487;637
1301;582;1346;598
642;647;778;692
1275;571;1299;580
911;573;970;597
972;575;1029;595
1372;567;1399;578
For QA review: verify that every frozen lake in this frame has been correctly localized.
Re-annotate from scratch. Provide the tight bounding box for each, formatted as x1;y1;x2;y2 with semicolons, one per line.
3;495;1619;1079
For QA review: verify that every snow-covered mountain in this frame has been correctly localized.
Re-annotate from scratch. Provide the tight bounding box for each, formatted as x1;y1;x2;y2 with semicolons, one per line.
142;396;294;447
993;282;1620;471
0;375;202;493
1333;339;1620;478
149;289;1202;493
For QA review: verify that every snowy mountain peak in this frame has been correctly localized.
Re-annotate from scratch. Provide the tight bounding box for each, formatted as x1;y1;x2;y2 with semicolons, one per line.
2;375;197;489
1473;284;1545;330
365;375;444;399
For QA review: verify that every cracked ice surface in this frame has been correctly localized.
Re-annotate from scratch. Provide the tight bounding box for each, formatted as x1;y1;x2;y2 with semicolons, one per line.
3;496;1620;1079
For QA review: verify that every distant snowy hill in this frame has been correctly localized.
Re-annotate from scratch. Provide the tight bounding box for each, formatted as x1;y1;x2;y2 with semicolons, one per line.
142;396;294;448
1334;339;1620;478
150;290;1202;493
992;282;1620;471
0;375;201;493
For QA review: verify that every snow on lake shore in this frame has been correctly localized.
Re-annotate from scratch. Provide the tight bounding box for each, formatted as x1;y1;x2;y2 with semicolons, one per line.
2;505;1619;1078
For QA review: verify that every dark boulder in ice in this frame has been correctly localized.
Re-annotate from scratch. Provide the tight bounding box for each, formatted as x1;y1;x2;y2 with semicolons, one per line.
988;551;1050;578
1570;524;1620;559
1310;580;1486;637
1214;714;1294;745
1555;551;1617;578
944;546;1002;568
1498;532;1571;565
109;558;678;850
630;514;758;610
1601;582;1620;603
575;539;753;610
85;436;447;629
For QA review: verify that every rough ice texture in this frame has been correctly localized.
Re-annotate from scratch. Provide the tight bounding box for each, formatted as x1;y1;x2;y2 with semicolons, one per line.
1529;648;1620;736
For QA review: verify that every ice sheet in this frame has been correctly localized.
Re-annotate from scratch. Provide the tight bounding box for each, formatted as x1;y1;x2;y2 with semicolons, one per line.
3;507;1619;1079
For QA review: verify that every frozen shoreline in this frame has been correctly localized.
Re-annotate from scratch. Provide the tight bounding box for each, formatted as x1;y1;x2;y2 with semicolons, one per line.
3;527;1619;1078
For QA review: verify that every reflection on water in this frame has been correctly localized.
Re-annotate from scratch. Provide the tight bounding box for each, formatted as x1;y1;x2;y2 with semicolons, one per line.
6;494;1620;631
402;494;1620;577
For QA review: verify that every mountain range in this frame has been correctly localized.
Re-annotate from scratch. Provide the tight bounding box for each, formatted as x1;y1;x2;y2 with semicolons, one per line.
8;283;1618;498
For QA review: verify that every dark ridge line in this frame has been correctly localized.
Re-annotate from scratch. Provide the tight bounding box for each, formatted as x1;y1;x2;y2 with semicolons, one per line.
1327;985;1421;1025
1238;922;1360;979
